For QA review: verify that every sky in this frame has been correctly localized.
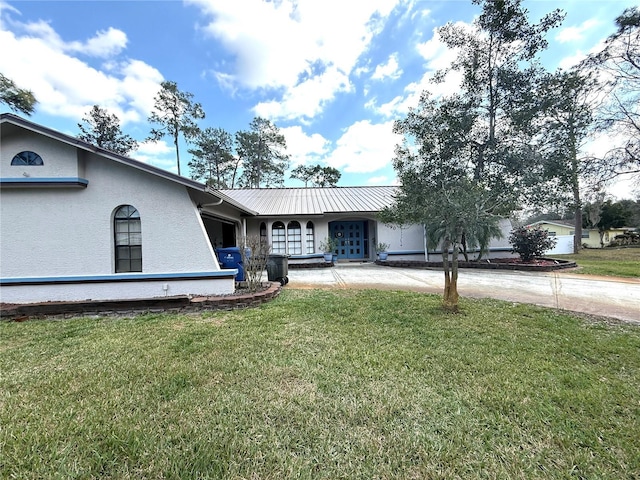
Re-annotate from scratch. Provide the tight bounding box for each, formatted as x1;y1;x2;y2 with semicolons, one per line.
0;0;637;196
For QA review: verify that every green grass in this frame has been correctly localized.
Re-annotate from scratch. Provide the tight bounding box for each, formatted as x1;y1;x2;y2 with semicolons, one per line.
554;247;640;277
2;289;639;479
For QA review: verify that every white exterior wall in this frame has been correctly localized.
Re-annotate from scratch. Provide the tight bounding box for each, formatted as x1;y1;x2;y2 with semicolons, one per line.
1;149;220;276
376;223;425;254
0;129;83;178
1;277;234;304
1;130;236;303
546;235;574;255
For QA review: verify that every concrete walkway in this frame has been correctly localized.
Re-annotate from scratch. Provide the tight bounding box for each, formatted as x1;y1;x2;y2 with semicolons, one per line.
287;262;640;324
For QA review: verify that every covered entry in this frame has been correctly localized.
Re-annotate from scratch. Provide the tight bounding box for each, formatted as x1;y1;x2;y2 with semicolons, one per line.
201;214;237;248
329;221;368;260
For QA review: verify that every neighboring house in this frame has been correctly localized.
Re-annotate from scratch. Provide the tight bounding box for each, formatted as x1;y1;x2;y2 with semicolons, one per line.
528;220;630;249
220;188;516;263
1;115;515;305
0;113;254;304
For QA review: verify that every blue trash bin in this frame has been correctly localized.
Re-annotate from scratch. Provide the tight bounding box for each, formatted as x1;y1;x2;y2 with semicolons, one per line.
216;247;245;281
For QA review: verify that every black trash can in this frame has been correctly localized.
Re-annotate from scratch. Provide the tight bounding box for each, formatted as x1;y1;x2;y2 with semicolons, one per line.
266;254;289;285
216;247;245;281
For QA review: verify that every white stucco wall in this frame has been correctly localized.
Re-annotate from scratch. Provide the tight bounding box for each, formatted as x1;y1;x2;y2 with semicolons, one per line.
376;223;425;252
1;276;235;304
1;133;221;279
1;129;83;178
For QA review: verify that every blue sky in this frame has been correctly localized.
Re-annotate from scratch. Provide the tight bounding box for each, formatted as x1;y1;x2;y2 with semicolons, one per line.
1;0;637;191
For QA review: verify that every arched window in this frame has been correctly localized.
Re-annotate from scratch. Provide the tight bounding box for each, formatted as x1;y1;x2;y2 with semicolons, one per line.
114;205;142;272
287;221;302;255
306;221;315;254
272;221;286;254
11;151;43;166
260;222;267;244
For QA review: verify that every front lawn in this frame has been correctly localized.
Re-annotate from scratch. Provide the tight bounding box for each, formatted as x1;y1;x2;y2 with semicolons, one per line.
2;289;639;479
554;247;640;277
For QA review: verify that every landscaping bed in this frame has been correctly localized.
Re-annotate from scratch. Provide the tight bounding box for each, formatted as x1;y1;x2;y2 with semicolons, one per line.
377;257;577;272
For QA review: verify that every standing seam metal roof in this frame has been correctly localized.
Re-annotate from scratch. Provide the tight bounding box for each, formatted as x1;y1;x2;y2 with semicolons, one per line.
219;187;398;216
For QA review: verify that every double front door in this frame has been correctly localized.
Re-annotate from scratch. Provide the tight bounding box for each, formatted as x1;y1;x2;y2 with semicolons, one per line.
329;221;366;260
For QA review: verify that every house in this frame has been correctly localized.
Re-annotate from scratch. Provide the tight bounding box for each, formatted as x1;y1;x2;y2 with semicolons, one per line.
0;113;254;304
219;188;516;264
528;220;631;249
1;114;515;305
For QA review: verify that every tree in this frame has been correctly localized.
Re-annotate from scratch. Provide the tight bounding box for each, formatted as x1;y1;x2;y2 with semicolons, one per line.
586;7;640;180
77;105;138;156
147;80;205;176
381;93;504;312
290;164;341;187
188;127;239;188
586;200;632;247
382;0;563;312
236;117;289;188
536;69;598;253
0;73;37;115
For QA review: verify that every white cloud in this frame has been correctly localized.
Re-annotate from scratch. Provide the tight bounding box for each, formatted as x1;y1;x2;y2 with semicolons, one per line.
280;125;330;167
189;0;401;119
0;12;162;125
371;53;402;81
371;25;463;118
325;120;400;173
366;175;392;185
555;19;600;44
135;140;176;171
253;67;351;121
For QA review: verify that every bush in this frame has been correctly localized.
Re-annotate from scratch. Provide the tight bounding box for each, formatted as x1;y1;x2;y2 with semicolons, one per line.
241;235;271;292
509;226;557;262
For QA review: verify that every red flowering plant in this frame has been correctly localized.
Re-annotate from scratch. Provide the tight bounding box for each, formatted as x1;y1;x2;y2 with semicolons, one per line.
509;226;557;262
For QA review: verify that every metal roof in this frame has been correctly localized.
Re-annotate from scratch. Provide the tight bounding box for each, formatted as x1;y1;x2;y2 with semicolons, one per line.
219;186;398;216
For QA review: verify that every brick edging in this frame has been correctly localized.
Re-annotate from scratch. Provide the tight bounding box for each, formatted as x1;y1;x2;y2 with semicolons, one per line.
1;282;283;321
375;258;578;272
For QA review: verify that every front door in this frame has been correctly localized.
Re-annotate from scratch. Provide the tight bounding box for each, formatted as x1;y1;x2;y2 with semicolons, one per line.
330;221;365;260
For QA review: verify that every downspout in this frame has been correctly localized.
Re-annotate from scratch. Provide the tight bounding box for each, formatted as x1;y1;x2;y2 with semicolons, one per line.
241;218;247;247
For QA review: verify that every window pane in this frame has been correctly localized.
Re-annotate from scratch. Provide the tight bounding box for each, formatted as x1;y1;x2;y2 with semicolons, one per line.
114;205;142;272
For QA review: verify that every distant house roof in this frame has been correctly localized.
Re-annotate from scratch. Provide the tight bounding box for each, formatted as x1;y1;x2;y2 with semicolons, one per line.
1;113;255;215
219;186;398;216
527;220;575;229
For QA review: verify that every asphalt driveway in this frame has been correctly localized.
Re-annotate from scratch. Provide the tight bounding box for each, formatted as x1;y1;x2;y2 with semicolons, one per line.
287;262;640;324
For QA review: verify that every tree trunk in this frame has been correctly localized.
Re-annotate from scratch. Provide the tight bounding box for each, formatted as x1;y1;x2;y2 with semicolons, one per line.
174;130;181;176
442;236;459;312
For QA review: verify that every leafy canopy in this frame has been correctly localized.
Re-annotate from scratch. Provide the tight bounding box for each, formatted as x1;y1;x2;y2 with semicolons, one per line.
0;73;37;115
148;80;205;176
77;105;138;156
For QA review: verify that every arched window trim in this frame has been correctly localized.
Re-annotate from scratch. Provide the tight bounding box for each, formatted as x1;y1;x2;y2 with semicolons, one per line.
114;205;142;273
287;221;302;255
11;151;44;166
272;221;286;254
306;221;315;254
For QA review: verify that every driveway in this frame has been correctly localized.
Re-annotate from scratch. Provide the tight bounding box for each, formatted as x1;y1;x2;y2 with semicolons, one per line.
287;262;640;324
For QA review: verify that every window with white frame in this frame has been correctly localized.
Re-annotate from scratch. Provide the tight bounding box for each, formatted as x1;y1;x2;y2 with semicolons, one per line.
11;151;43;166
114;205;142;272
287;221;302;254
306;221;315;254
272;221;286;253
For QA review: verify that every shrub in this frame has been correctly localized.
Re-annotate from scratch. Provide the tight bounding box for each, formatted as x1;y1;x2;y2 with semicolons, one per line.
241;235;271;292
509;226;557;262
